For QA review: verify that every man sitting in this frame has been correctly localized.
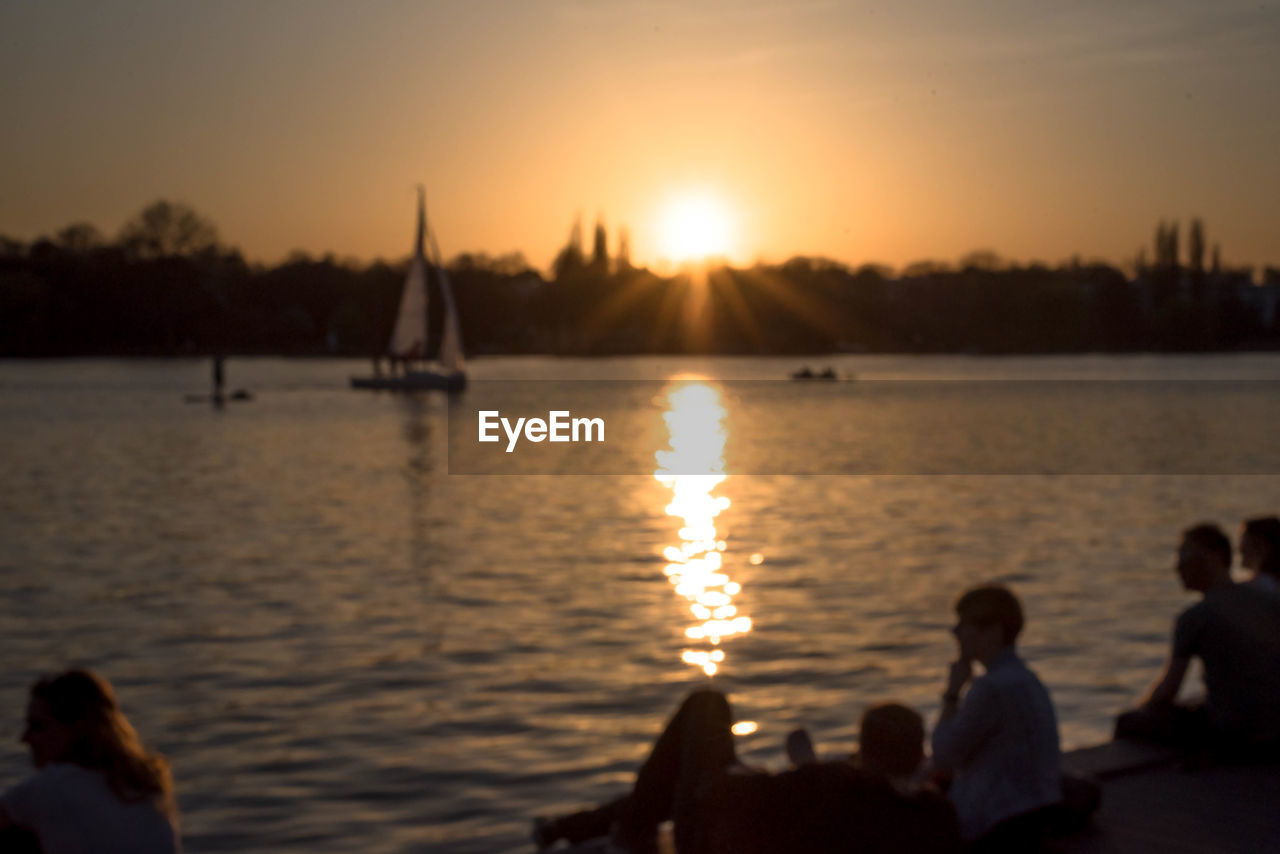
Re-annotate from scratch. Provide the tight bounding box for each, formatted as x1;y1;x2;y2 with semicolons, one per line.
705;703;960;854
533;693;960;853
1116;522;1280;755
932;584;1062;852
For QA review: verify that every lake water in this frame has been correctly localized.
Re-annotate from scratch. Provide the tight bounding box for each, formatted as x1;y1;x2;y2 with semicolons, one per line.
2;354;1279;853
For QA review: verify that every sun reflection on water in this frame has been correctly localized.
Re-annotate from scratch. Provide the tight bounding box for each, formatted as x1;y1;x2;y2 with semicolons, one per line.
655;380;751;677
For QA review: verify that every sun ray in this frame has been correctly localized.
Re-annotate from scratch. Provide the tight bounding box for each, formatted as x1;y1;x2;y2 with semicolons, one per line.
708;269;770;353
750;265;847;340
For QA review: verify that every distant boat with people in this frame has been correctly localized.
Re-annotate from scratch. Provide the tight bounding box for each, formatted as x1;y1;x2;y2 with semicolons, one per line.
790;365;848;381
351;188;466;392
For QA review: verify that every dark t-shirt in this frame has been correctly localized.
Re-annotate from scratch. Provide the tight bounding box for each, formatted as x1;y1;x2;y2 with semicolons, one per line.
1173;583;1280;742
702;762;961;854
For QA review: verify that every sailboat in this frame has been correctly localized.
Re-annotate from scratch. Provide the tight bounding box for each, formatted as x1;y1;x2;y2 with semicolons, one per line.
351;188;466;392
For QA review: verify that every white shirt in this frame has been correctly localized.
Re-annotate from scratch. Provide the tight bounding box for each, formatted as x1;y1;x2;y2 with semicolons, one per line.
931;649;1062;840
1;763;179;854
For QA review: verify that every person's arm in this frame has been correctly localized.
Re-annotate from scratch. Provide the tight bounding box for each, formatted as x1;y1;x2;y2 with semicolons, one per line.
1141;655;1190;708
1143;606;1201;709
936;658;971;727
931;671;1000;773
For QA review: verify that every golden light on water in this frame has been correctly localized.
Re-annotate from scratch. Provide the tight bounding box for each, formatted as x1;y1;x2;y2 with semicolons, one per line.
655;380;751;677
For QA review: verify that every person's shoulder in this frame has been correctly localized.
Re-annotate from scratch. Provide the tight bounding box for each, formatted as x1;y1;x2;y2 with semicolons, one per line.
1;764;95;824
1200;582;1280;618
978;651;1041;687
38;762;105;788
36;762;87;778
4;763;75;798
1181;591;1211;611
1175;596;1212;628
1223;579;1280;603
1218;582;1280;632
957;667;1009;708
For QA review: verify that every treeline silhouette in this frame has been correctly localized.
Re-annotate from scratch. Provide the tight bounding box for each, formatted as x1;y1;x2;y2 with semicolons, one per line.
2;202;1278;357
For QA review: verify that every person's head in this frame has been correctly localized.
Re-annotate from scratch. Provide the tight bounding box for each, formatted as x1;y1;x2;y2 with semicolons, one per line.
23;670;175;817
1240;516;1280;578
859;702;925;778
952;584;1023;664
1176;523;1232;592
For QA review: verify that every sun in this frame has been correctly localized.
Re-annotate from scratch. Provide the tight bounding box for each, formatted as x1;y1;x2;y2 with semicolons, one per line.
657;192;735;264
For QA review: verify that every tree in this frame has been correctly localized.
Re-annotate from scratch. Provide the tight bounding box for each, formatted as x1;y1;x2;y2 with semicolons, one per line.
491;251;533;276
55;222;104;254
0;235;26;259
118;200;219;259
1154;220;1179;270
902;259;949;277
1188;218;1205;274
552;214;586;280
616;227;633;272
449;251;532;276
591;217;609;275
959;249;1003;272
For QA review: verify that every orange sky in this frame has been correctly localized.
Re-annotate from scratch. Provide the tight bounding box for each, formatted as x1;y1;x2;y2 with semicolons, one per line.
2;1;1277;274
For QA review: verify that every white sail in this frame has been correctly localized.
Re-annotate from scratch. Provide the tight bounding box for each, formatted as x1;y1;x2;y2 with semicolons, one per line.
351;187;466;391
430;230;466;373
388;189;429;359
388;253;428;359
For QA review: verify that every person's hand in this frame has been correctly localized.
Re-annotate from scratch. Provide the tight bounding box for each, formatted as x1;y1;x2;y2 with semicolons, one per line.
946;658;972;697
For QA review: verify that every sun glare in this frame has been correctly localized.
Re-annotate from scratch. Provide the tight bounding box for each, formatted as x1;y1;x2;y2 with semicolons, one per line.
657;192;734;264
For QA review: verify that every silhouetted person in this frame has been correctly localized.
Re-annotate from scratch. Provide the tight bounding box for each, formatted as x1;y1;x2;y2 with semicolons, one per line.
932;584;1061;852
1241;515;1280;596
533;690;735;853
705;703;960;854
1116;523;1280;756
784;726;818;766
0;670;180;853
212;354;224;400
533;692;960;854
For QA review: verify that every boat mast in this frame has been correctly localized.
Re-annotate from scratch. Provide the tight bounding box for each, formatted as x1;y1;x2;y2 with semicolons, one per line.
387;187;430;364
416;185;427;265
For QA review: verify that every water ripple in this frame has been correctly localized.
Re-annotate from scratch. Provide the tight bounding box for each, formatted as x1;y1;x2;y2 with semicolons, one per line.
2;357;1278;853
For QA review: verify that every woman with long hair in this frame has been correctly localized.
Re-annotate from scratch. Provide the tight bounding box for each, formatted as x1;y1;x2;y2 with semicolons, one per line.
0;669;180;853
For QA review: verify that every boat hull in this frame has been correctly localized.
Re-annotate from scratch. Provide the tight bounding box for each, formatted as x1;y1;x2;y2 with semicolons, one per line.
350;370;467;392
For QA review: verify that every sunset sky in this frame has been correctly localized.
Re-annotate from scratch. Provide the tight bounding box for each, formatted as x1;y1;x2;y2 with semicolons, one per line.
2;0;1277;274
